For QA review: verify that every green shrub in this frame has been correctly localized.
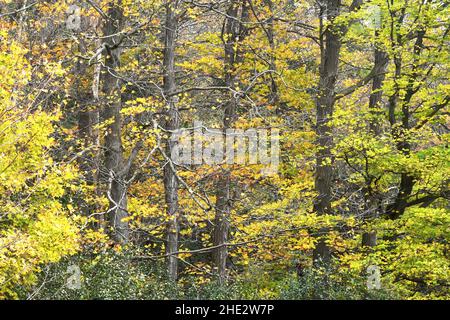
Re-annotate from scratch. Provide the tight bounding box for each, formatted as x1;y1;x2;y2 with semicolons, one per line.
280;265;397;300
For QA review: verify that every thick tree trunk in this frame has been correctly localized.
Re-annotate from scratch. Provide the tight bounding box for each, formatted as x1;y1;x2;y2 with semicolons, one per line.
313;0;341;216
386;171;414;219
312;0;341;266
312;238;331;266
101;3;129;244
162;0;180;281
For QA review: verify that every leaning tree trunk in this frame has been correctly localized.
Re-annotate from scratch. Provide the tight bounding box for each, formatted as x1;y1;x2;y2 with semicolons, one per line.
162;0;180;281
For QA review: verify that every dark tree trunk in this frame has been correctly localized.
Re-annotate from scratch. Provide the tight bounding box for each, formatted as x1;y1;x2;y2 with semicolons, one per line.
212;0;248;283
386;30;425;220
368;40;388;135
263;0;281;111
162;0;180;281
101;3;129;244
312;0;341;266
313;0;341;216
312;238;331;266
363;30;388;241
362;231;377;247
74;49;100;217
213;171;231;282
70;14;101;223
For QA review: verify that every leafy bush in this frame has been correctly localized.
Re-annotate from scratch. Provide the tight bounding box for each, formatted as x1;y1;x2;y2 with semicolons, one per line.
280;265;397;300
20;249;179;300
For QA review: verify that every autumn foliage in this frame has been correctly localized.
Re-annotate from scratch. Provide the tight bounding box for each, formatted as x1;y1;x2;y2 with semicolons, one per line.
0;0;448;300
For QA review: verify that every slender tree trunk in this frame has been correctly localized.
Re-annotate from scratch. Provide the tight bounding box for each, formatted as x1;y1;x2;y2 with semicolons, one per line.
78;99;100;215
213;171;232;283
386;30;425;220
363;30;388;241
368;39;388;135
101;2;129;244
75;18;101;226
212;0;248;283
75;45;96;195
162;0;180;281
262;0;282;112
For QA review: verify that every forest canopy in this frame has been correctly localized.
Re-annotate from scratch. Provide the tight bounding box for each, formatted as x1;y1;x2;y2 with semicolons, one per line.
0;0;448;300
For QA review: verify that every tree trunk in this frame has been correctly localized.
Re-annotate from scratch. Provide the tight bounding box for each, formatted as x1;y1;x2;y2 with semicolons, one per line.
212;0;248;283
386;30;425;220
364;30;388;241
362;231;377;247
75;16;102;227
213;171;231;283
313;0;341;216
312;238;331;266
263;0;282;111
368;39;388;135
101;3;129;244
162;0;180;281
312;0;341;266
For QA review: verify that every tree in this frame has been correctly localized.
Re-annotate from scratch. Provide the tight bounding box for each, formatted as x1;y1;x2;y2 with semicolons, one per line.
162;0;181;281
0;0;449;300
0;24;79;299
100;1;130;244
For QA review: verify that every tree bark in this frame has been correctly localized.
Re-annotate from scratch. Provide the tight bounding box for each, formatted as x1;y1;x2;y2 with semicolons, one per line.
362;231;377;247
364;29;388;241
162;0;180;281
313;0;341;216
312;0;341;266
101;2;129;244
75;16;101;227
368;39;388;135
212;0;248;283
386;30;425;220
